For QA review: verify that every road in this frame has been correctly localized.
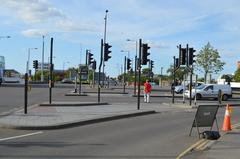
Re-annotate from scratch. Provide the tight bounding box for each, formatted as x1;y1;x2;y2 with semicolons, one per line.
0;111;199;159
0;84;240;158
0;85;172;114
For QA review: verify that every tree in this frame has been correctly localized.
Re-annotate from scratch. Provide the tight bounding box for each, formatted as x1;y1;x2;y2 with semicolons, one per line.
166;65;188;81
196;42;225;83
233;68;240;82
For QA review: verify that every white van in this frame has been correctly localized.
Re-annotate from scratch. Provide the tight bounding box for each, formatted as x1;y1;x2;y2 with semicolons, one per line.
184;84;232;101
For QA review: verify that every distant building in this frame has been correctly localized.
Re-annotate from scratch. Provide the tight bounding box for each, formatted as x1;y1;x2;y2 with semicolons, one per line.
36;62;50;71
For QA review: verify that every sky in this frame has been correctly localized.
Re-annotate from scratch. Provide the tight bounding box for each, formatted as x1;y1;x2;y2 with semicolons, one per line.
0;0;240;78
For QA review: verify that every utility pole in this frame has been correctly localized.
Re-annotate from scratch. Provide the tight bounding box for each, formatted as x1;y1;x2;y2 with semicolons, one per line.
102;10;108;87
137;39;142;110
41;35;45;82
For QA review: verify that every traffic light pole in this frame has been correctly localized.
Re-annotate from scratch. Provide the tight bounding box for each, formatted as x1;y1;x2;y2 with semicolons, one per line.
172;56;176;104
123;56;126;94
134;55;137;96
49;38;53;104
137;39;142;110
24;73;28;114
98;39;103;103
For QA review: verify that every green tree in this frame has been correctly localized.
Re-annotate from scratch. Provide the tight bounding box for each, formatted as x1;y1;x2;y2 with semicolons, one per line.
196;42;225;83
233;68;240;82
166;65;188;81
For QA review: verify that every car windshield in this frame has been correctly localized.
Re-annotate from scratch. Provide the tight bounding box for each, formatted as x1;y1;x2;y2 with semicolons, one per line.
195;84;205;89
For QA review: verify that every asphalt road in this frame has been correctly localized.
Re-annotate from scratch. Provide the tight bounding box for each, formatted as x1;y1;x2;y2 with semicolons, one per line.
0;85;172;114
0;85;240;158
0;111;199;159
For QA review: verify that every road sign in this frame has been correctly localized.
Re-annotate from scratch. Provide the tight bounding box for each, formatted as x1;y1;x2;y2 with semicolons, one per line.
189;105;219;138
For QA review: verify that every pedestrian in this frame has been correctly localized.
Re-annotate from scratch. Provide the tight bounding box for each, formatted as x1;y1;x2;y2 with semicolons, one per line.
144;79;151;103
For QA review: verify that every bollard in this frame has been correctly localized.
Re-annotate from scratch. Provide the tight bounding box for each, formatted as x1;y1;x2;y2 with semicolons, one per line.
218;89;222;104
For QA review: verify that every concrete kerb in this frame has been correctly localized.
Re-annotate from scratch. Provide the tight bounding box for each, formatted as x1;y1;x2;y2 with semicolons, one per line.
65;93;88;96
0;110;156;130
39;102;109;107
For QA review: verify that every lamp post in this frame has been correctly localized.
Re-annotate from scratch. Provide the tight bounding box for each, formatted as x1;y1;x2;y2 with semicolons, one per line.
161;67;163;87
121;50;130;58
41;35;45;82
102;10;109;87
63;61;70;78
126;39;138;95
26;48;38;75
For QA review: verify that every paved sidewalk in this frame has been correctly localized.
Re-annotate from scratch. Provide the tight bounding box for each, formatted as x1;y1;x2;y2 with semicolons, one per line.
184;126;240;159
0;102;194;130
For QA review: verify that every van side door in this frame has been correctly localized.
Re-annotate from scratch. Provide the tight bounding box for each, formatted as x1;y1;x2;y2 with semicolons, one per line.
203;85;214;98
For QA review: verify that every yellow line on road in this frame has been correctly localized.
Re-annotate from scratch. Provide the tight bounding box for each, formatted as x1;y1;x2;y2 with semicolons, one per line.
176;139;205;159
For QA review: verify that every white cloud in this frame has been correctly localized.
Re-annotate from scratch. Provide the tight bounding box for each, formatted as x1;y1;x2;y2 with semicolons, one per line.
0;0;65;23
21;29;48;37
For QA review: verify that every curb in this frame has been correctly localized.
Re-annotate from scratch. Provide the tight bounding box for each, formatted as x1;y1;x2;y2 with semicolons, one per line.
0;110;156;130
83;91;129;94
65;93;88;96
132;95;182;98
39;102;109;106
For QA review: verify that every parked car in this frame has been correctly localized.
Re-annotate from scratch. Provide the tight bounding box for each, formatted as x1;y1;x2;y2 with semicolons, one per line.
174;82;203;94
61;78;74;84
184;84;232;100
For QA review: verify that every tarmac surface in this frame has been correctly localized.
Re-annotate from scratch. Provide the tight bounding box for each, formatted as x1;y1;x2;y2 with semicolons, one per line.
0;100;239;159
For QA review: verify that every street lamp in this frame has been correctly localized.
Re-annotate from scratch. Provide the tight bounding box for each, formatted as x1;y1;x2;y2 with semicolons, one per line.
63;61;70;78
126;39;138;95
121;50;130;58
41;35;45;82
26;48;38;75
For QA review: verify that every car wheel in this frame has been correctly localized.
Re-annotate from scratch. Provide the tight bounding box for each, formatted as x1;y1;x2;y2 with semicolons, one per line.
222;94;228;101
196;94;202;100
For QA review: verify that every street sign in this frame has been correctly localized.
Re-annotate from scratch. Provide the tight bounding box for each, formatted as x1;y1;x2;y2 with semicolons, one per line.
189;105;219;138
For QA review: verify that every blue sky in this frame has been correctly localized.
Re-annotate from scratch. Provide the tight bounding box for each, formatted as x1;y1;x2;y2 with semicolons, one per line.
0;0;240;78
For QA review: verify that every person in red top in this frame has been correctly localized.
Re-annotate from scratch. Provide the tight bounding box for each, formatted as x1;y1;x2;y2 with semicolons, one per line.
144;80;152;103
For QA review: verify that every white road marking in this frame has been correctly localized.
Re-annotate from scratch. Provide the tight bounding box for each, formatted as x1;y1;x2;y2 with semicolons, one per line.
0;131;43;141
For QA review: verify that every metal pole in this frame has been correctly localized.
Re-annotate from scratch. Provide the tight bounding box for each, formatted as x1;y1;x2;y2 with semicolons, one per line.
27;48;30;75
134;55;137;95
41;35;45;82
188;44;193;106
183;74;185;103
102;10;108;88
172;56;176;104
79;72;82;94
98;39;103;103
160;67;163;87
24;73;28;114
49;38;53;104
137;39;142;110
123;56;126;93
194;75;198;105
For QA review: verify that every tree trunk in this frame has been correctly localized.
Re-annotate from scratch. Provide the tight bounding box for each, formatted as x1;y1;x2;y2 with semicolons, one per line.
204;73;207;84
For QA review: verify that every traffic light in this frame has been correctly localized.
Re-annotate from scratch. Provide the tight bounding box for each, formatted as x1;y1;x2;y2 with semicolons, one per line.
141;43;150;65
88;52;94;65
127;58;131;70
33;60;38;69
188;48;196;65
104;43;112;61
92;60;96;70
150;60;154;70
180;48;187;65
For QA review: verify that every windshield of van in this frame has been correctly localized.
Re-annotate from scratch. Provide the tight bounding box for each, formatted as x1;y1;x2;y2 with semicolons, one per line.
195;84;205;89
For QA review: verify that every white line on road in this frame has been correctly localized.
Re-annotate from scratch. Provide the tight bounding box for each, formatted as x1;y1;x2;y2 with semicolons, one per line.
0;131;43;141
